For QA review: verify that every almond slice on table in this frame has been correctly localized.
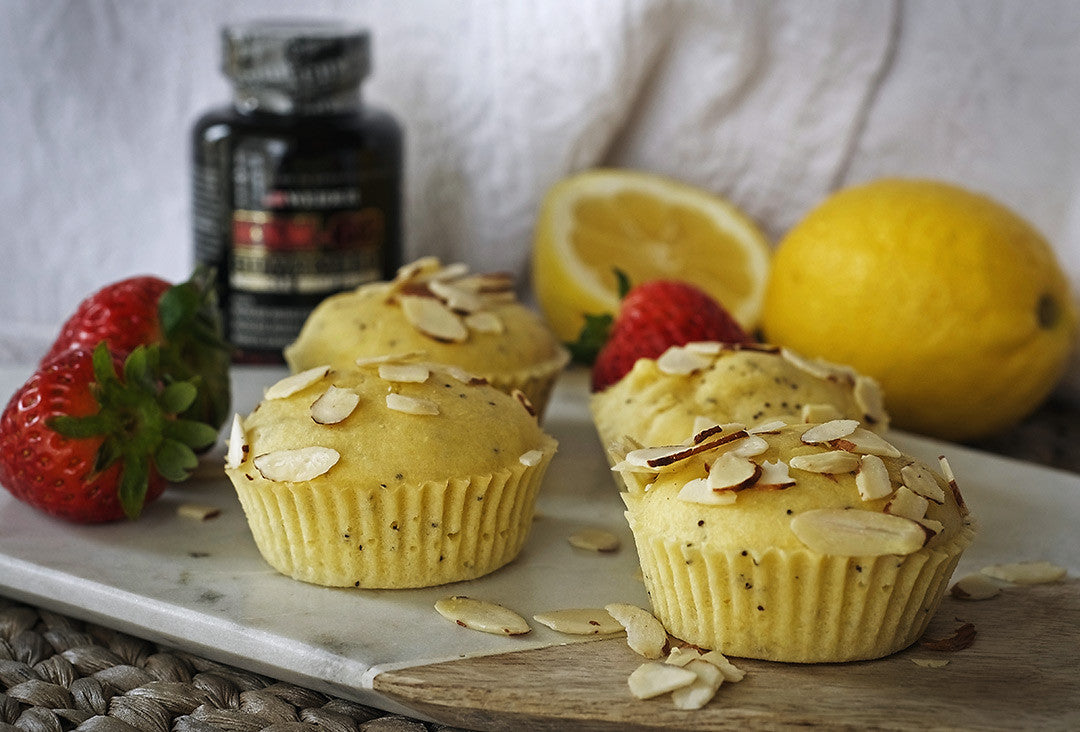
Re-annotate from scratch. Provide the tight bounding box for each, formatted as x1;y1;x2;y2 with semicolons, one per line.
264;366;330;400
671;659;724;710
788;450;860;474
225;414;247;469
790;508;928;556
399;294;469;342
568;527;621;552
801;419;859;444
855;454;893;501
434;596;531;636
533;609;625;636
310;385;360;425
378;362;431;383
627;662;697;700
980;560;1068;585
700;650;746;682
901;463;946;504
385;393;440;415
950;573;1002;600
665;647;702;668
253;447;340;482
605;603;668;659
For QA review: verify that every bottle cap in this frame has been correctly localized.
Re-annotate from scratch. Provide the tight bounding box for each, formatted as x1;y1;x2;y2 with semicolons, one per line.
223;20;370;113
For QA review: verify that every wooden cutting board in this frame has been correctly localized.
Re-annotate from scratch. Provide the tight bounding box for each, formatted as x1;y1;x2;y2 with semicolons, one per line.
375;579;1079;730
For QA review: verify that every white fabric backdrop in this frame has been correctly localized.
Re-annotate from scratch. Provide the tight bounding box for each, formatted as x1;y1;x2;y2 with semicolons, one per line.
1;0;1078;396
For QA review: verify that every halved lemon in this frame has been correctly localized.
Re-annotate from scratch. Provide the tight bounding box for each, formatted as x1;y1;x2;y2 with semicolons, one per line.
531;168;771;343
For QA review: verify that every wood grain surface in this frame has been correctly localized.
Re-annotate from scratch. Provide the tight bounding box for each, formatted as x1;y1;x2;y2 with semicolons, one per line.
374;579;1079;731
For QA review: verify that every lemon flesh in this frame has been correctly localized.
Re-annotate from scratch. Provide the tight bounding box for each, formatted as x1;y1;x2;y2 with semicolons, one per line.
532;169;771;343
762;178;1077;442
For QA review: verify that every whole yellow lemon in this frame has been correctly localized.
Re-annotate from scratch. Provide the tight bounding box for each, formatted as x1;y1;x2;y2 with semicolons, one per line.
761;178;1076;442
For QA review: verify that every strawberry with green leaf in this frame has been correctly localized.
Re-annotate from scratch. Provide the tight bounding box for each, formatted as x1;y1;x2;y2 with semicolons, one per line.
0;343;219;523
42;267;232;432
570;273;755;392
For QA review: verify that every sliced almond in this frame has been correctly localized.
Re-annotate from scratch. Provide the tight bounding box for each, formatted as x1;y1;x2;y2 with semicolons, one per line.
691;422;745;445
512;389;536;417
919;622;976;651
917;517;944;536
911;658;950;668
665;646;702;668
392;256;441;286
656;346;713;376
801;419;859;444
253;447;340;482
434;596;531;636
671;659;724;710
683;341;724;355
832;428;902;458
385;393;440;416
568;527;621;553
855;454;893;501
800;403;845;424
606;603;668;659
177;503;221;521
428;278;482;313
519;449;544;467
678;478;738;506
757;460;796;490
310;385;360;425
707;453;761;492
429;261;471;282
780;348;835;380
700;650;745;682
938;455;968;515
533;609;624;636
730;435;769;458
950;573;1002;600
435;363;485;385
399;294;468;342
790;508;928;556
378;363;431;383
854;376;887;425
453;271;515;294
627;662;697;700
901;463;946;504
354;352;427;368
885;486;929;520
464;311;505;334
225;414;247;469
264;366;330;400
788;450;860;474
748;419;789;434
980;560;1068;585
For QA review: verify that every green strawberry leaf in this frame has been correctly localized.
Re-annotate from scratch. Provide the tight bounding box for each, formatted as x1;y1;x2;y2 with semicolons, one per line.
154;438;199;482
565;268;633;365
161;381;197;414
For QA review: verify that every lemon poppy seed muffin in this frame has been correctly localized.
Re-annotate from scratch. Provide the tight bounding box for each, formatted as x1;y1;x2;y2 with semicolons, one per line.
590;342;889;459
614;419;974;662
225;358;557;589
284;257;570;417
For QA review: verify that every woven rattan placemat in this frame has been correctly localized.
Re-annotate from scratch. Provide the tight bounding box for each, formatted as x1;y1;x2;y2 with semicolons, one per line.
0;598;466;732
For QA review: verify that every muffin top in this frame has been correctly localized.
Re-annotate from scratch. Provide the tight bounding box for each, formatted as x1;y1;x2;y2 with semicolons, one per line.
591;342;889;451
616;418;972;557
284;257;570;377
226;358;557;490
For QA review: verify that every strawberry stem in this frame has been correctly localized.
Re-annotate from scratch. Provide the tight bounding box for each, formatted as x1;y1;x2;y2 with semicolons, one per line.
48;342;218;519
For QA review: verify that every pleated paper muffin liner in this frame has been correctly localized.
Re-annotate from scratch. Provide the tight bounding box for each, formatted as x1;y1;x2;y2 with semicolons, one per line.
233;448;555;589
482;348;570;420
626;514;975;663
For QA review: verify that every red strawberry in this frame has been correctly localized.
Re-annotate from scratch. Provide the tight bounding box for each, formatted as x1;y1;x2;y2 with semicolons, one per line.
0;344;219;523
42;268;232;433
586;280;754;392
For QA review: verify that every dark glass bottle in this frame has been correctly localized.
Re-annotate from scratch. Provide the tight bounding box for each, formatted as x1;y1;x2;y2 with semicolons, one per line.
192;20;403;363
